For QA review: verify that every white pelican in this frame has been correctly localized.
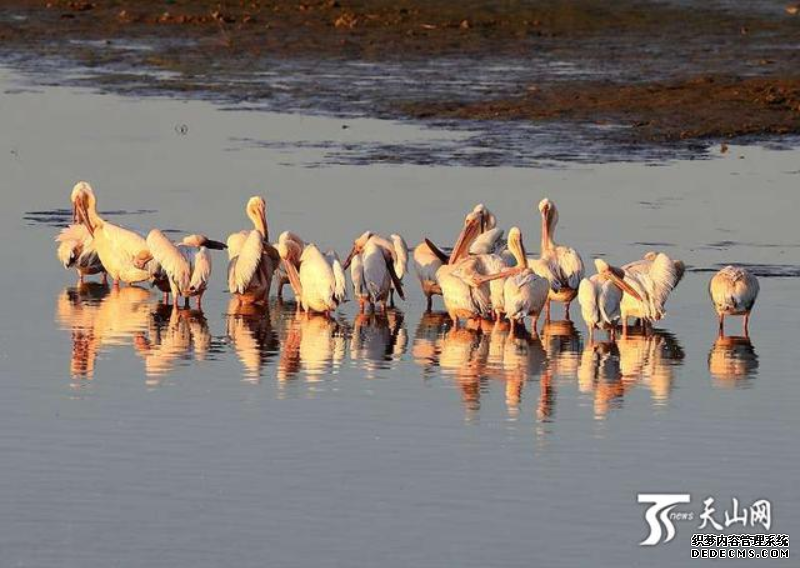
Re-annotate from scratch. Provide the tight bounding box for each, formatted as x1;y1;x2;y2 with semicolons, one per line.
226;196;280;305
56;225;105;285
273;231;305;300
709;265;759;337
578;259;646;342
72;181;152;287
475;227;549;337
624;251;686;287
344;231;406;313
433;214;506;328
412;204;501;311
278;237;347;316
135;230;226;309
596;254;677;335
534;198;585;321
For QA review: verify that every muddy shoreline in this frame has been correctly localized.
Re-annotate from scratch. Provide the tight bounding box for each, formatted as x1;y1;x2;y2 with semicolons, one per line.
3;1;800;150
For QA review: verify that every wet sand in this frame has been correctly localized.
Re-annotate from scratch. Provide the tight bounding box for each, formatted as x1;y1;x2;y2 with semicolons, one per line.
3;1;800;146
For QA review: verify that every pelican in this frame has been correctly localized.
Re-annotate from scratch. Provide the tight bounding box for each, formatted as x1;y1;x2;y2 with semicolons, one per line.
578;259;642;342
273;231;305;300
56;225;105;285
278;236;347;316
475;227;549;337
412;204;501;311
343;231;406;313
534;198;584;321
596;255;676;335
432;213;506;328
135;230;226;309
624;251;686;287
709;265;759;337
226;196;280;305
72;181;152;287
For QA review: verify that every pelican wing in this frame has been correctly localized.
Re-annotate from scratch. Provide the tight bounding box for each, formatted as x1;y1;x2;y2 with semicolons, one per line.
147;230;191;292
226;231;249;260
325;250;348;304
646;253;680;313
555;246;584;290
351;253;365;297
469;227;505;255
598;279;622;325
228;230;263;295
578;277;599;327
189;247;212;293
391;234;409;279
103;222;148;262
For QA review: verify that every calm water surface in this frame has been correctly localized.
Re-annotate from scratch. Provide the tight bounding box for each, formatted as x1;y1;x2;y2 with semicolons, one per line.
1;67;798;567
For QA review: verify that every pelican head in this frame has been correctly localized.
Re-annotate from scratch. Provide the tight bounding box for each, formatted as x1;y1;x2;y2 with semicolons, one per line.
507;226;528;266
182;234;227;250
594;259;642;300
470;203;497;232
246;196;268;238
72;181;97;235
343;230;373;269
449;212;483;264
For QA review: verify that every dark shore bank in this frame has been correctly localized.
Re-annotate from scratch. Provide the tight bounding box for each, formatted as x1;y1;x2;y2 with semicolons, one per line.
2;0;800;147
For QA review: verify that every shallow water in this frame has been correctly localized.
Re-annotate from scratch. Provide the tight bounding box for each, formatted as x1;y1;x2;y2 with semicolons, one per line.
1;67;799;567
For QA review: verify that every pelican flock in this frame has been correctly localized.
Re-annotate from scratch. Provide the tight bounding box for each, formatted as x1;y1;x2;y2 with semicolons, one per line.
58;181;764;356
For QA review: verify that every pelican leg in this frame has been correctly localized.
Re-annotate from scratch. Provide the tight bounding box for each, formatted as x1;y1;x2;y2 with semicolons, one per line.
564;300;572;321
588;327;594;345
380;300;387;314
389;289;395;308
163;292;169;304
743;312;750;338
610;326;617;341
184;297;190;309
113;279;120;289
718;314;725;337
544;299;551;323
277;281;284;300
425;294;432;313
101;273;108;286
78;274;84;285
530;315;540;339
196;293;203;310
449;312;460;329
622;317;629;337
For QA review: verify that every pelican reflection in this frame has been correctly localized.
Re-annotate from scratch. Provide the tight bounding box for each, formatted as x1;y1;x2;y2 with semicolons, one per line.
226;299;279;381
56;284;154;381
541;319;583;379
350;310;407;379
272;304;346;386
708;335;758;388
134;306;213;383
577;341;628;419
617;328;685;405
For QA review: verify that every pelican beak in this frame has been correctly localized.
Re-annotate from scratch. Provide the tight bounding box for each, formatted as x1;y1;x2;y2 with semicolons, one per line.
205;239;227;250
75;197;94;236
134;251;152;270
450;215;481;264
343;244;358;270
259;205;269;241
606;266;642;301
282;258;303;299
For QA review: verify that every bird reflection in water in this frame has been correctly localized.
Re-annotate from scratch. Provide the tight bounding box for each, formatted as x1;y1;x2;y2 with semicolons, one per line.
577;340;627;419
708;335;759;388
412;315;550;421
134;305;214;385
616;328;685;406
56;283;153;385
350;309;407;379
541;320;583;380
226;299;279;382
271;301;346;390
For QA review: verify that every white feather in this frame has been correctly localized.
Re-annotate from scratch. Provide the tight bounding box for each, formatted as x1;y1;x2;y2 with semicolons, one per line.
147;230;191;294
228;230;264;295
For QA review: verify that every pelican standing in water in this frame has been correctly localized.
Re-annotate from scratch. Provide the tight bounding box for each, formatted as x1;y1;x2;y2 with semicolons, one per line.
277;234;347;316
72;181;152;287
578;259;644;342
709;266;759;337
273;231;305;300
226;197;280;305
596;254;677;335
135;230;226;309
533;198;584;321
412;204;502;311
432;213;506;328
344;231;406;313
476;227;549;337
